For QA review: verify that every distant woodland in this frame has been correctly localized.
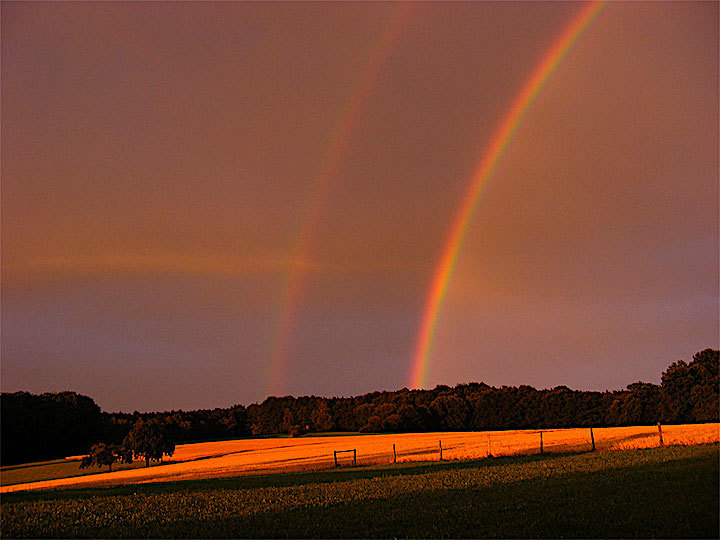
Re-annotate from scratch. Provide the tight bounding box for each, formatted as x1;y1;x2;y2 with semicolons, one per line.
2;349;717;466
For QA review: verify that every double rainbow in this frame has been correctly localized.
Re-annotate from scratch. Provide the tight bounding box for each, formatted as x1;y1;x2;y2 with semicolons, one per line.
410;1;605;389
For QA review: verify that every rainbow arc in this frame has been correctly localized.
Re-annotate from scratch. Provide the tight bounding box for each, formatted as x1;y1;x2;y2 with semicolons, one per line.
410;1;605;390
266;4;415;396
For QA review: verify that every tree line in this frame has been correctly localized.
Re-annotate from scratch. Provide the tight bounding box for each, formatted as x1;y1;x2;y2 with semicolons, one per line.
1;349;717;466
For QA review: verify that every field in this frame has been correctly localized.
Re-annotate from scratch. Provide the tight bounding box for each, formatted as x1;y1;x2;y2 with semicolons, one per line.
1;423;717;493
0;458;147;487
1;443;717;538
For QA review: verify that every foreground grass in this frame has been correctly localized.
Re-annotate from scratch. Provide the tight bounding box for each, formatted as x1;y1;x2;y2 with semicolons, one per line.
1;444;717;538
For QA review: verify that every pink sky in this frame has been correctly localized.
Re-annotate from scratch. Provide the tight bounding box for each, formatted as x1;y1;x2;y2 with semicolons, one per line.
2;1;717;412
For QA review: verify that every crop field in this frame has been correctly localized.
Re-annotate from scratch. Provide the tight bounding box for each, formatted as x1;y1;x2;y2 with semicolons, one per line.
1;423;717;493
1;444;717;538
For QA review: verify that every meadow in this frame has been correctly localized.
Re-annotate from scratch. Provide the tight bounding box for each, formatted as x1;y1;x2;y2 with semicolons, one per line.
0;458;146;487
1;422;717;492
1;443;717;538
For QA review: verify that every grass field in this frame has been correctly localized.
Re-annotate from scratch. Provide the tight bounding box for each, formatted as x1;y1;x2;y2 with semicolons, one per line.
1;423;717;493
0;424;720;493
1;443;717;538
0;458;147;487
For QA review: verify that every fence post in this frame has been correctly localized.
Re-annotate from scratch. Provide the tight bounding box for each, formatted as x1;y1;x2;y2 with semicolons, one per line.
353;449;357;466
439;440;443;461
334;451;338;467
540;431;544;455
657;422;664;446
590;427;596;451
393;444;397;463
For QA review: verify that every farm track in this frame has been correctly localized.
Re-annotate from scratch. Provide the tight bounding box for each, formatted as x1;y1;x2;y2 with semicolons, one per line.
1;423;717;493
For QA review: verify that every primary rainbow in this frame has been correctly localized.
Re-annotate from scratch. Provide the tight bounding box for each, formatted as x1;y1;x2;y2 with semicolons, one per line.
266;4;415;396
409;1;605;390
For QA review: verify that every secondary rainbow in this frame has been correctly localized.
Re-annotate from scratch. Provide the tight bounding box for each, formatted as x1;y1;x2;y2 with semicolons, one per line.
266;4;415;396
410;1;605;390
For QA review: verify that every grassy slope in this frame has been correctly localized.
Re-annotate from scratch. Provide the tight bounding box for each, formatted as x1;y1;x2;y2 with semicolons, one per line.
0;459;148;486
1;444;717;538
0;432;362;487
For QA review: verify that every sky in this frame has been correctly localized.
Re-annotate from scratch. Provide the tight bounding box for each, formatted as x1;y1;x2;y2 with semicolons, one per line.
2;1;717;413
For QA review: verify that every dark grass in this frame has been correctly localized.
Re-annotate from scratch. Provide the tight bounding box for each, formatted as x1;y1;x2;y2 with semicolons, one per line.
165;454;717;539
0;451;569;501
2;444;717;538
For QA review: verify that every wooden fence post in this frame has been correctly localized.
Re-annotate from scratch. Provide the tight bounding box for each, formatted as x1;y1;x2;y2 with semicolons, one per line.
439;440;443;461
540;431;544;455
334;451;338;467
657;422;664;446
353;449;357;466
393;444;397;463
590;427;596;451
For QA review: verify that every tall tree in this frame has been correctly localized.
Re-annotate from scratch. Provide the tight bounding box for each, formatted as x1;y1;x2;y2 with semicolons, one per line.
662;349;719;423
122;418;175;467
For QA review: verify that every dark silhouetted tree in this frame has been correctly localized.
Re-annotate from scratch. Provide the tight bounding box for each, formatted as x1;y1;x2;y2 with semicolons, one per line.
610;382;661;425
661;348;719;423
310;401;334;432
122;418;175;467
430;394;469;430
80;443;131;472
0;391;103;465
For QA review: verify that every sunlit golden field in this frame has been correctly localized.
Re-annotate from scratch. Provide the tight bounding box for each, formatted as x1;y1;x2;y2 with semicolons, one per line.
2;423;717;494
